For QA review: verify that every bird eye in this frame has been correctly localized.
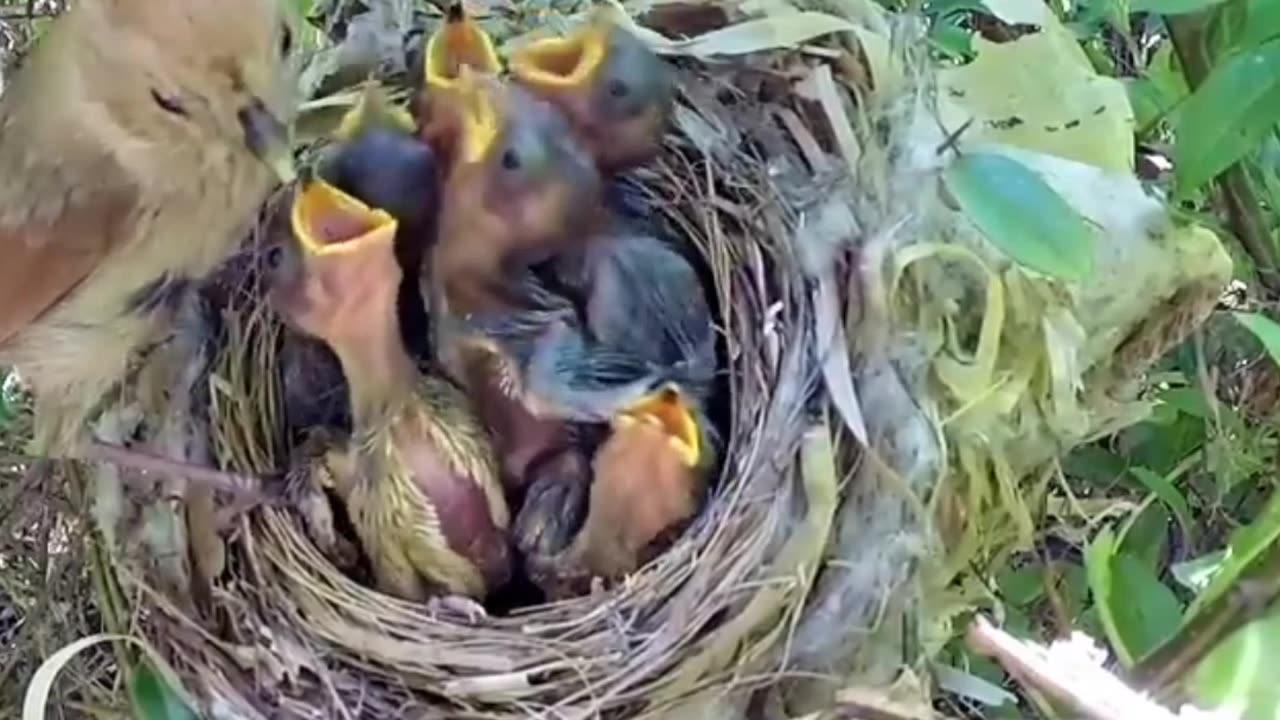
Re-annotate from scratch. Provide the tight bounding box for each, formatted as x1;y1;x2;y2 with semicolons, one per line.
265;245;285;271
607;78;630;98
279;25;294;56
501;148;521;171
150;88;189;117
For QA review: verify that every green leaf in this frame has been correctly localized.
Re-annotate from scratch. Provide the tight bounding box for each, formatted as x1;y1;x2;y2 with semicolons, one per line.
1172;549;1228;593
1234;312;1280;366
1236;0;1280;51
1085;527;1184;665
1186;488;1280;620
1130;467;1196;545
930;19;974;60
1129;0;1229;15
997;566;1045;606
1159;386;1212;418
944;152;1096;281
1120;502;1172;570
129;663;196;720
1174;38;1280;198
1085;527;1124;657
1189;612;1280;720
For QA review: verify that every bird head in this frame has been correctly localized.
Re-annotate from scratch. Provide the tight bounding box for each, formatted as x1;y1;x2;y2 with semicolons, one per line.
612;382;702;468
440;68;603;269
509;7;673;172
268;177;400;344
320;82;439;233
91;0;298;183
422;2;503;95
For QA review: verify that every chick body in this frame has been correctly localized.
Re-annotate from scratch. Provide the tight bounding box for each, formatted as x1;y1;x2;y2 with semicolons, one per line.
271;180;510;601
0;0;294;454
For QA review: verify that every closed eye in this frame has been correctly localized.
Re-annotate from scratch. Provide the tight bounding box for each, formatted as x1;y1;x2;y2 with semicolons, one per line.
150;88;189;117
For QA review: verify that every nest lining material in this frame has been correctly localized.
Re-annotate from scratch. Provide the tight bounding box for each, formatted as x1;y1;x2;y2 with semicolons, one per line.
126;56;848;718
56;0;1235;717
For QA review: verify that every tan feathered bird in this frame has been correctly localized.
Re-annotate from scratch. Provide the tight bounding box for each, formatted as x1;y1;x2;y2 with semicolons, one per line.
0;0;296;456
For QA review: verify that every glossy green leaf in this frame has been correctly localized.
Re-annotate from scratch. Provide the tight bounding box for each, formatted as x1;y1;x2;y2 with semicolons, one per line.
1129;0;1229;15
1234;312;1280;367
1189;612;1280;720
944;152;1096;281
1130;467;1195;544
1174;38;1280;198
1186;488;1280;620
1086;527;1184;666
129;663;196;720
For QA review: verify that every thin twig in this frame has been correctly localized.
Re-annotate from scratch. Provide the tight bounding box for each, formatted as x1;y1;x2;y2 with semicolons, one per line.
84;441;268;502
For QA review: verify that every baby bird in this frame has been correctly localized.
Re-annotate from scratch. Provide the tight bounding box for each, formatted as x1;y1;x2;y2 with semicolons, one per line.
465;226;720;592
418;2;503;161
269;177;511;601
563;382;712;583
431;67;602;317
509;7;675;173
516;381;713;598
316;81;439;357
0;0;295;456
483;225;718;422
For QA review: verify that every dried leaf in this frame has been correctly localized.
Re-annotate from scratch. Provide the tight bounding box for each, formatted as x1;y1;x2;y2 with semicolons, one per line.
666;12;864;58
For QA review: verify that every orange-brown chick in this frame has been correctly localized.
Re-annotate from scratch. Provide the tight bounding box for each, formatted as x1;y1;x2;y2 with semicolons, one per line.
268;178;511;601
0;0;295;455
430;68;603;317
509;8;674;173
526;383;712;595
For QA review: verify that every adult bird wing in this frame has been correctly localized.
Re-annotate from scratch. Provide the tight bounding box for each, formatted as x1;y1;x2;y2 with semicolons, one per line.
0;151;137;345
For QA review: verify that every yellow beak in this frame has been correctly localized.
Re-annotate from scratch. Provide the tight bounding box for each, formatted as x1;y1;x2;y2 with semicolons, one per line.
509;22;611;91
423;3;503;92
289;178;398;257
613;383;701;467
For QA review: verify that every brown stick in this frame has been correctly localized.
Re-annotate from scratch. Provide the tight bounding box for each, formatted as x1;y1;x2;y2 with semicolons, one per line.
84;440;268;501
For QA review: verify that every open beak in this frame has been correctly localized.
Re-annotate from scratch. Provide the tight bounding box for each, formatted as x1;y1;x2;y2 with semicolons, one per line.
509;21;610;92
613;382;701;467
423;2;503;92
239;99;296;183
451;67;502;165
289;177;398;257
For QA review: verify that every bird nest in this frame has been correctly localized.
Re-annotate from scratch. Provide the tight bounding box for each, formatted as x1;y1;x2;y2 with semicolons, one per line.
47;1;1232;718
75;9;914;719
